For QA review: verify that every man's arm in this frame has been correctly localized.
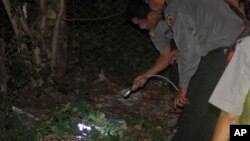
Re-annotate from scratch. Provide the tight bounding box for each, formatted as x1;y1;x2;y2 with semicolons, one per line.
145;46;171;75
173;12;200;89
132;46;171;90
212;111;240;141
170;12;200;107
132;20;174;90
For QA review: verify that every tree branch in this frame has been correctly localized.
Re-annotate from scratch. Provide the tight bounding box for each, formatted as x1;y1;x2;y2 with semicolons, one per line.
40;0;47;34
2;0;20;35
17;5;32;37
0;38;9;95
50;0;65;68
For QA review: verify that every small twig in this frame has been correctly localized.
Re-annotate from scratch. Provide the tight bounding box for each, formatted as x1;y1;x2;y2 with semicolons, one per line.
12;106;39;121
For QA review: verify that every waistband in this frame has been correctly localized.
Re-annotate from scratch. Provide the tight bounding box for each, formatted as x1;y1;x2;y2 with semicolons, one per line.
207;46;234;56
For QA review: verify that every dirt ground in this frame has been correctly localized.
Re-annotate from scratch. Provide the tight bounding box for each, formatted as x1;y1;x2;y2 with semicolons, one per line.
12;66;180;141
81;67;180;140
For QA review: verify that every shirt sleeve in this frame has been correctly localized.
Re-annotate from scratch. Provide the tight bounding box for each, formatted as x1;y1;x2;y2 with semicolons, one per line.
173;12;200;88
209;36;250;115
150;21;173;52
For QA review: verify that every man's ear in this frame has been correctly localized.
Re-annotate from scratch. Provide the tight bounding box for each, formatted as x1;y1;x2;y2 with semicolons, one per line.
147;10;162;21
132;18;139;24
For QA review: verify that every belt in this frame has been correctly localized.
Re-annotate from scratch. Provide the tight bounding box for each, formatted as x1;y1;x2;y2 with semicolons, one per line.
207;47;234;55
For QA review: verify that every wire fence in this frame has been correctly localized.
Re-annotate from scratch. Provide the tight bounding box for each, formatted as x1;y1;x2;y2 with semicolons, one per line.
66;0;157;81
0;0;157;82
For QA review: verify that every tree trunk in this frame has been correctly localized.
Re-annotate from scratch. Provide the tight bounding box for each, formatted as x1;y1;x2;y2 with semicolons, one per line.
1;0;68;91
50;0;67;77
0;38;9;95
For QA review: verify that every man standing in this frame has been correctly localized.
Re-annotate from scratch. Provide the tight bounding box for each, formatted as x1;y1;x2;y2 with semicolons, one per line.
164;0;244;141
126;0;243;140
209;35;250;141
126;0;178;92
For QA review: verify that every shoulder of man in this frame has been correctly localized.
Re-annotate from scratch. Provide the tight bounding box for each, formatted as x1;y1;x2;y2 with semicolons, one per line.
164;0;191;27
164;0;179;27
149;20;172;39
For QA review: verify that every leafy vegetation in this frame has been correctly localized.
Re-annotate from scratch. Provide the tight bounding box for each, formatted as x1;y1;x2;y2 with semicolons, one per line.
36;90;128;140
36;92;171;141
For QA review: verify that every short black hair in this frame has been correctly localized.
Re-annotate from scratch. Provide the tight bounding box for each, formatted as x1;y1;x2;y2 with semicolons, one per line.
126;0;151;20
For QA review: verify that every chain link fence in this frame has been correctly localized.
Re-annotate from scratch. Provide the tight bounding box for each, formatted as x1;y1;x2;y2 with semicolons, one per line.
66;0;158;81
0;0;158;82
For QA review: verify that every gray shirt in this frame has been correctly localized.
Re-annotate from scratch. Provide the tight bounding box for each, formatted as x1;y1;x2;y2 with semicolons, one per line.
165;0;243;88
149;20;173;52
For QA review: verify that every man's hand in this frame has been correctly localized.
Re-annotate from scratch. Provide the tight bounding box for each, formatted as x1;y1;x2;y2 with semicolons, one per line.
169;49;179;65
132;74;148;91
174;88;189;108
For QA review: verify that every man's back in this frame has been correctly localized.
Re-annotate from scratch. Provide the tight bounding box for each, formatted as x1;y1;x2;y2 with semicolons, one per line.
165;0;243;55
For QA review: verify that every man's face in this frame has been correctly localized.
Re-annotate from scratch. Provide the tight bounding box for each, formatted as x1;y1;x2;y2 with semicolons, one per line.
132;11;161;30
